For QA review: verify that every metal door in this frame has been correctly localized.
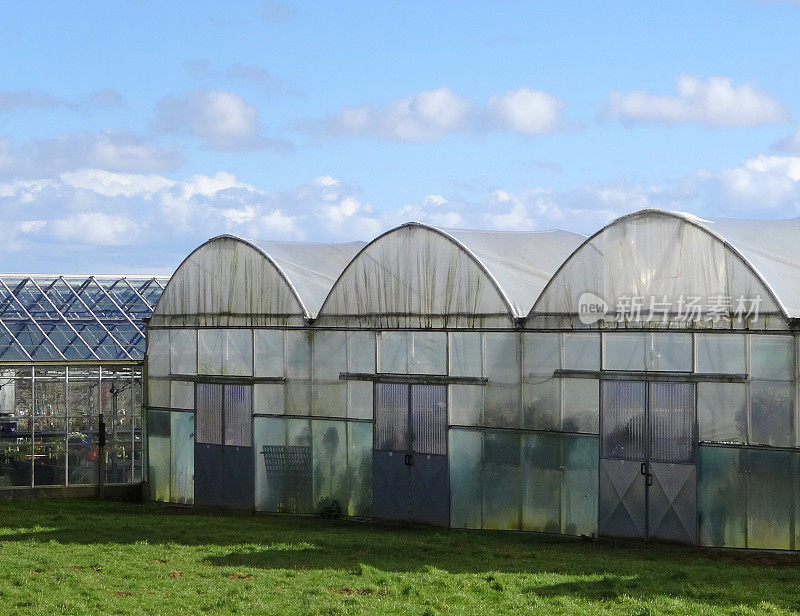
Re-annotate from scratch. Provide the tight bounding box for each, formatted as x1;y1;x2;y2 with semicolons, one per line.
599;380;696;543
372;383;449;525
194;383;254;510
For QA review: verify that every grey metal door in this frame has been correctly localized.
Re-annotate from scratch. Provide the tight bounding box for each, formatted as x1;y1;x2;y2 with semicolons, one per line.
195;383;254;510
599;380;696;543
373;383;449;526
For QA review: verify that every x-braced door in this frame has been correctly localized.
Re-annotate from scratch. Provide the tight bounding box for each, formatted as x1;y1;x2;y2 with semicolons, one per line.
598;380;696;544
372;383;448;526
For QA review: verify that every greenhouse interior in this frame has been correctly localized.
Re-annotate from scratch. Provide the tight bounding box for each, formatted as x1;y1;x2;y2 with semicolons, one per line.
0;275;167;492
139;209;800;551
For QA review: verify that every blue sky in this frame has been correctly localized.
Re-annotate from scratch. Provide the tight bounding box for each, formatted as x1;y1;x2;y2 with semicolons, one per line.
2;0;800;273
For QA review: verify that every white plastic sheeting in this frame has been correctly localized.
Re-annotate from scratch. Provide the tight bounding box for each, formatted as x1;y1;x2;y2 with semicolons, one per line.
150;235;364;327
317;223;584;328
528;210;791;329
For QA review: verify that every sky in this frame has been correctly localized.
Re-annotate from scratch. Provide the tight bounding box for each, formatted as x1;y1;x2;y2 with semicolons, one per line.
2;0;800;274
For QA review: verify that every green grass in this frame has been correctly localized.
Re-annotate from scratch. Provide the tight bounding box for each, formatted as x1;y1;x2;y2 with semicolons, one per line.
0;499;798;615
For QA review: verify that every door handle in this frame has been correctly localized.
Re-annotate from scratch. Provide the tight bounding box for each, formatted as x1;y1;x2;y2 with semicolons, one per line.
404;454;413;466
640;462;653;486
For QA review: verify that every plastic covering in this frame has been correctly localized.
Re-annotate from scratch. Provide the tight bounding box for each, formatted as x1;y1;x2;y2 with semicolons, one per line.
528;210;792;329
0;275;166;360
253;416;371;516
317;223;584;328
150;235;364;327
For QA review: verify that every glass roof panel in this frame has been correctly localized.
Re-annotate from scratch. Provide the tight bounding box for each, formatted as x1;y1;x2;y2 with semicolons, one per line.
0;275;167;362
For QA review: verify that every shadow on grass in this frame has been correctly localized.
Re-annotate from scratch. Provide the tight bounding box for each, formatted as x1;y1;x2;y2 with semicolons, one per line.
2;499;800;612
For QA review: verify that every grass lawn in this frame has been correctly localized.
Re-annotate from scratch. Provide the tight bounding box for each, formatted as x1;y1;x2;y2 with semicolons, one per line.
0;499;798;615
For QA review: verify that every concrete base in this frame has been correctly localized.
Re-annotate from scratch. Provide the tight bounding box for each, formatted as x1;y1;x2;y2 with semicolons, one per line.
0;483;143;502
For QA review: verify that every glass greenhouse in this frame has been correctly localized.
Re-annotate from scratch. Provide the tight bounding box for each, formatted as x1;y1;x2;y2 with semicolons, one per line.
145;211;800;550
0;275;167;491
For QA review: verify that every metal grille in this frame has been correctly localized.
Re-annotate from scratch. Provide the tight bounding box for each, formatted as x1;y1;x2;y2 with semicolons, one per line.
411;385;447;455
601;380;646;460
374;382;409;451
195;383;223;444
262;445;312;513
649;382;694;463
223;384;252;447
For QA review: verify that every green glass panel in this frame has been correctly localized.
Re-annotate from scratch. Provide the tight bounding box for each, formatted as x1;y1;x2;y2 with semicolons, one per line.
312;420;348;510
169;412;194;504
253;416;287;512
147;408;170;503
561;435;598;537
482;431;521;530
697;446;746;548
449;429;482;529
522;433;561;533
347;422;373;517
744;449;793;550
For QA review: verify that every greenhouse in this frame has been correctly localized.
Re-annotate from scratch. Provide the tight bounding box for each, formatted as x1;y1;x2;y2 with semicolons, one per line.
0;274;167;492
145;211;800;550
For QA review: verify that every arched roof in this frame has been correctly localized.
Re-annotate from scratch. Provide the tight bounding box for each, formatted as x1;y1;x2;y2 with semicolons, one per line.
527;209;797;328
316;222;585;328
150;235;365;327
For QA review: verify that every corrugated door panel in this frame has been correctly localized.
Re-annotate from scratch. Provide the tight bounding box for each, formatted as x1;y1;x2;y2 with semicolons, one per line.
195;383;223;444
649;382;694;463
224;384;252;447
374;383;409;451
411;385;447;455
601;380;646;460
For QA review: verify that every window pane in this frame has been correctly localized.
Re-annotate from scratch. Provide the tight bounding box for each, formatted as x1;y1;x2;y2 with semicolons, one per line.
523;377;560;431
651;333;692;371
348;381;373;420
449;428;482;529
224;329;253;376
697;446;746;548
197;329;224;375
482;431;521;530
169;329;196;376
349;331;375;374
254;329;284;377
378;331;407;373
147;329;169;377
750;335;793;380
448;384;482;426
603;333;646;371
170;411;194;504
347;421;373;517
312;420;348;508
313;331;347;381
410;332;446;375
563;333;600;371
696;334;746;374
285;331;311;379
254;383;284;415
750;380;793;447
563;379;599;434
697;383;746;443
449;332;482;377
170;381;194;410
147;378;170;408
523;333;560;376
484;333;520;428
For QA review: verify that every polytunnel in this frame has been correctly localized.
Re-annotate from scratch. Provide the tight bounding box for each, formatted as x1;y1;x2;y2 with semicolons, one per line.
522;209;800;550
145;235;365;508
144;224;590;527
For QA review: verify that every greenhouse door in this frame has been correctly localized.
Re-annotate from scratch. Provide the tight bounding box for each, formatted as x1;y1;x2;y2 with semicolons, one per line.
194;384;254;510
373;383;449;526
599;380;696;544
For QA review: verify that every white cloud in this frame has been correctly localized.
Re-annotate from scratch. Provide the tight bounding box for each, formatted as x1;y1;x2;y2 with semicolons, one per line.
603;76;789;127
0;131;182;179
3;154;800;272
152;89;290;151
312;86;567;142
488;88;564;134
51;212;140;246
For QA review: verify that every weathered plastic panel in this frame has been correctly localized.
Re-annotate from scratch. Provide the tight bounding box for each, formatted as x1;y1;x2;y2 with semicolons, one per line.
527;211;787;330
